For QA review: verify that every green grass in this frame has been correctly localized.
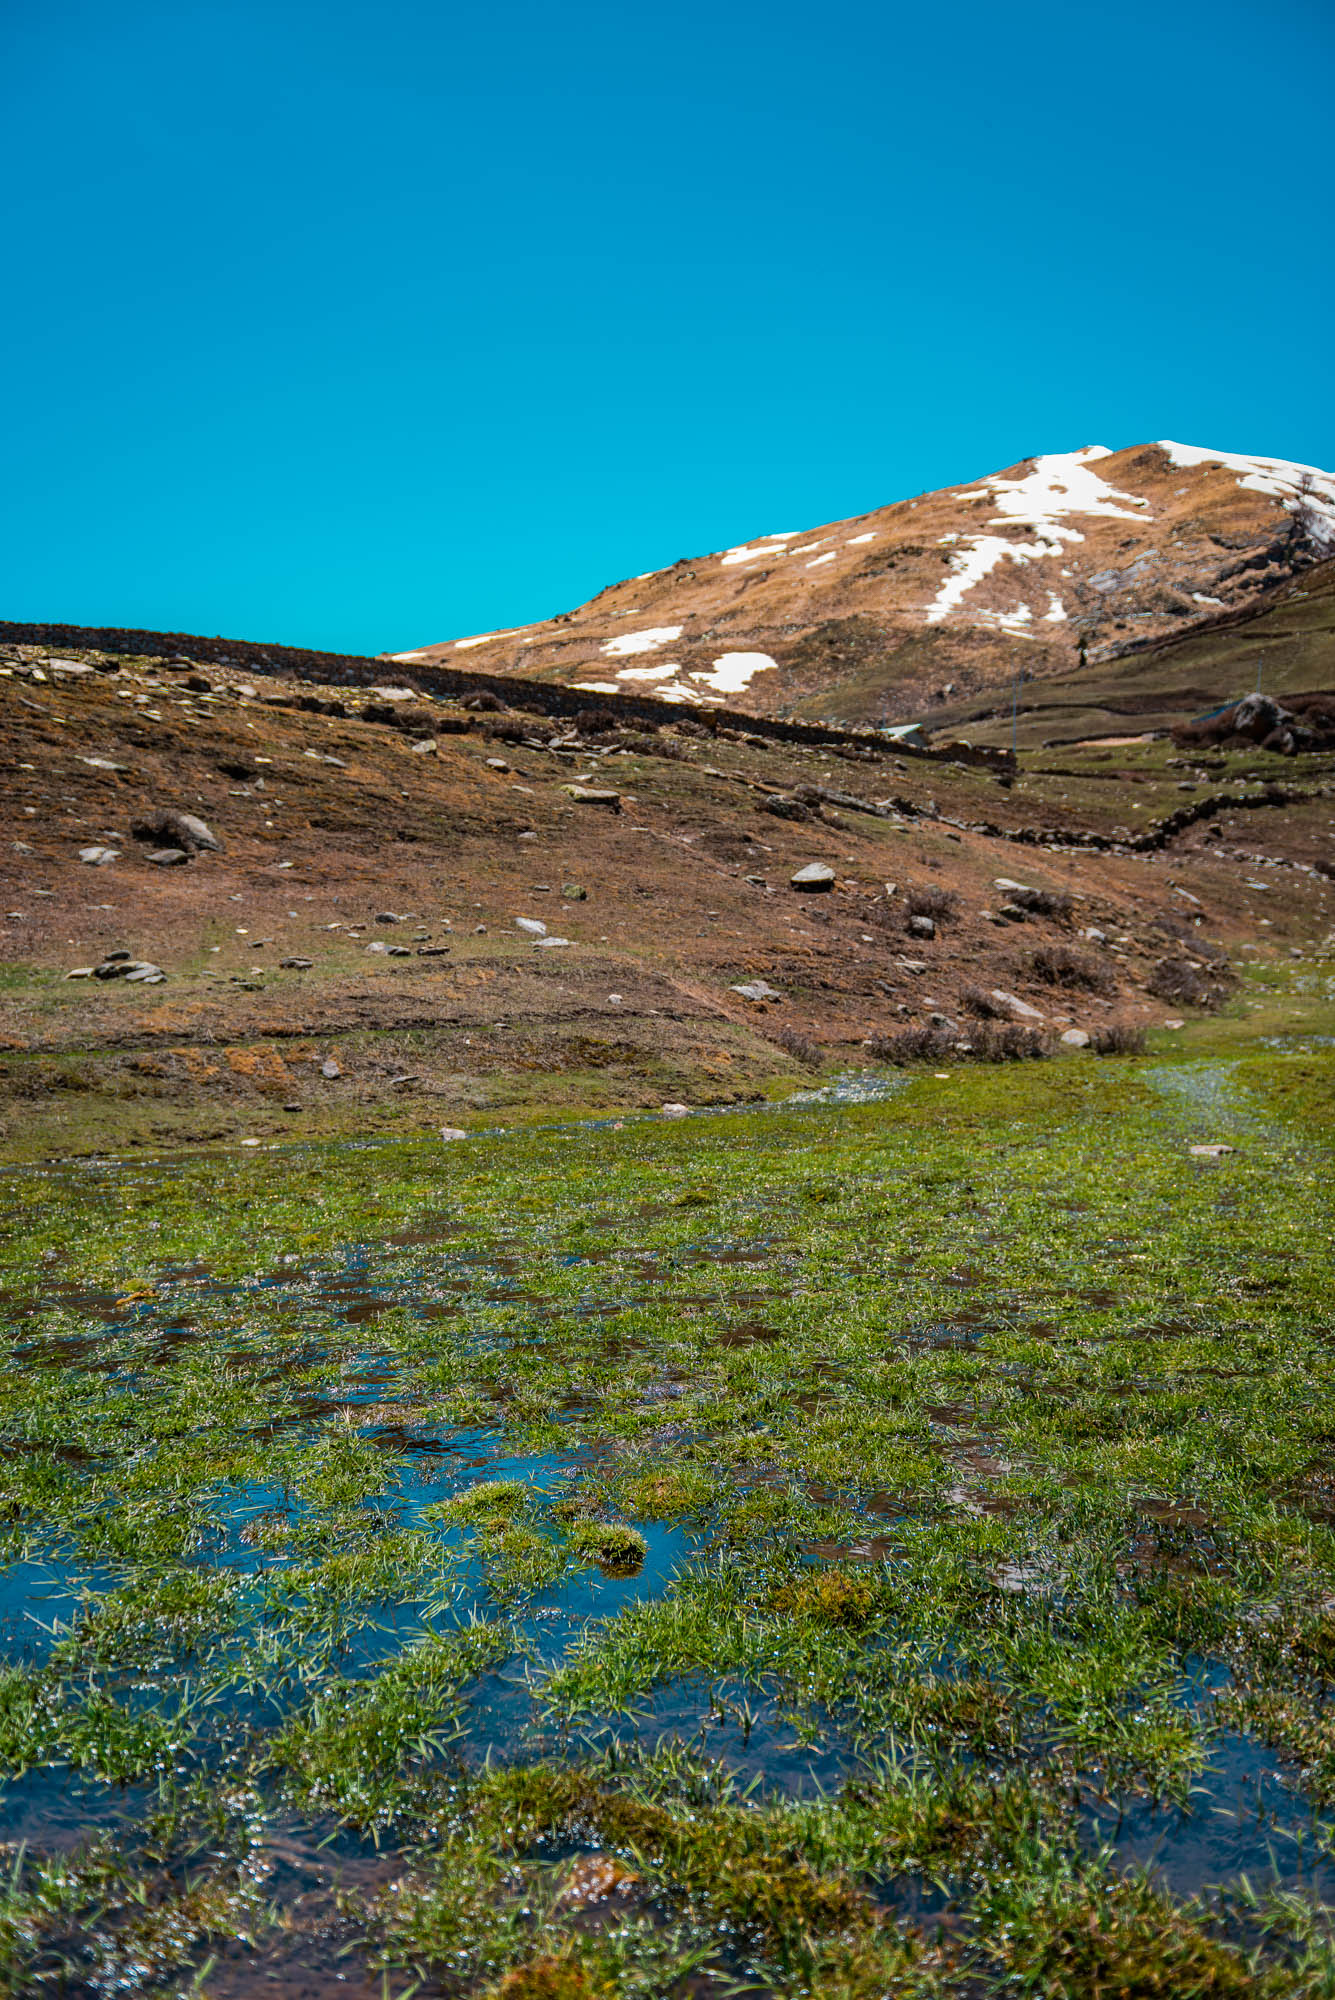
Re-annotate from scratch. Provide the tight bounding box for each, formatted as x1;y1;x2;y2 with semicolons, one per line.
0;1020;1334;1993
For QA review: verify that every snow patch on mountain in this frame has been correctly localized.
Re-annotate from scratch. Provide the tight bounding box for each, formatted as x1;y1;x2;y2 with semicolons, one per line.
923;447;1150;627
693;652;779;696
1158;442;1335;542
601;625;683;658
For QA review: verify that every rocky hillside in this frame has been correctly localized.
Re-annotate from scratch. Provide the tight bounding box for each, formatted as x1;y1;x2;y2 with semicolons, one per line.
2;630;1334;1158
390;443;1335;729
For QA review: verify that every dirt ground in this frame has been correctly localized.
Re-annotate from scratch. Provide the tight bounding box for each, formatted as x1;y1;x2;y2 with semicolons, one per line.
3;640;1333;1158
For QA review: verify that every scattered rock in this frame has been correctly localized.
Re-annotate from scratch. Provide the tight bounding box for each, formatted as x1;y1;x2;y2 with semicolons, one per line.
374;912;405;924
280;957;313;969
561;785;621;811
661;1102;689;1118
517;831;539;842
65;966;96;979
536;936;571;948
320;1059;341;1078
440;1127;468;1142
908;914;936;940
515;917;547;937
131;809;220;855
790;862;835;892
1189;1142;1235;1158
897;957;929;975
990;989;1046;1022
1060;1028;1090;1048
146;848;190;866
123;962;165;983
411;736;437;753
562;882;587;900
366;941;388;954
485;757;511;771
77;845;118;866
387;945;412;957
730;980;783;1003
1163;1018;1185;1030
416;945;451;956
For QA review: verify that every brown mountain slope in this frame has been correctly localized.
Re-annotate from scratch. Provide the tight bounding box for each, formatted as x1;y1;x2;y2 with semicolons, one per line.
390;443;1335;728
3;631;1334;1159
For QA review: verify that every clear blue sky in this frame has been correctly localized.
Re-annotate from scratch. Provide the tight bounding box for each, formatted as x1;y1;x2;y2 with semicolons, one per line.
5;0;1332;656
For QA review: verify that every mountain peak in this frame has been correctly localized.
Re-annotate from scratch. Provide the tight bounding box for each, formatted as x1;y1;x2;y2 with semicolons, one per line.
390;441;1335;728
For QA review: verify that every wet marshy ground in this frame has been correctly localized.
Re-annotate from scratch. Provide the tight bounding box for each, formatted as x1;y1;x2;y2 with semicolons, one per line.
1;1045;1334;1995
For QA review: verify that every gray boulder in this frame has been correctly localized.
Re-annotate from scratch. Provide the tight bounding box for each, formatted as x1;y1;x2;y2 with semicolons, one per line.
791;863;835;892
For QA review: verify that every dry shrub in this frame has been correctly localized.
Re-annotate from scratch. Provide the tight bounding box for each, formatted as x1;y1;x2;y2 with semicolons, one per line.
1090;1022;1146;1055
1010;885;1073;920
960;985;1006;1019
1029;944;1114;994
904;886;960;921
573;707;621;735
1146;957;1236;1011
867;1023;1048;1065
772;1026;822;1067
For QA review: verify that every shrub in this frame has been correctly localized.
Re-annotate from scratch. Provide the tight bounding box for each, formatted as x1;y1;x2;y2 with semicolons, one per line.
773;1026;822;1067
1029;945;1114;993
960;985;1006;1018
1090;1022;1146;1055
904;885;961;921
573;707;621;735
1146;957;1236;1011
868;1023;1049;1065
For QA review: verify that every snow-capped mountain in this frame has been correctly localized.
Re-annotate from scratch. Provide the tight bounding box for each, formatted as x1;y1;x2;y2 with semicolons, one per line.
389;443;1335;727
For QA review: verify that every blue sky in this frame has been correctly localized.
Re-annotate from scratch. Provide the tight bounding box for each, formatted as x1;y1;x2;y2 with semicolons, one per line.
5;0;1332;656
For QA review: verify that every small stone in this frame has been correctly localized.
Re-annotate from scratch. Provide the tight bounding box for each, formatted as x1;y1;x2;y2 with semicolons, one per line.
440;1126;468;1141
608;992;623;1005
78;845;118;866
561;785;621;810
991;989;1045;1022
515;917;547;937
790;862;835;892
239;1138;262;1148
661;1102;689;1118
897;957;928;975
1060;1028;1090;1048
536;936;571;948
997;902;1028;923
66;966;95;979
123;963;165;983
366;941;389;953
280;957;313;969
562;882;587;900
320;1059;341;1078
387;944;412;957
411;736;437;753
485;757;510;771
1189;1143;1235;1158
908;914;936;940
282;1101;301;1112
517;831;539;842
730;980;783;1003
374;912;404;924
146;848;190;867
416;944;451;956
1163;1018;1185;1030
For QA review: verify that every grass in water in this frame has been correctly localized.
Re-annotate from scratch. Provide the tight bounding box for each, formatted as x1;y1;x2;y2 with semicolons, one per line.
1;1023;1334;1994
